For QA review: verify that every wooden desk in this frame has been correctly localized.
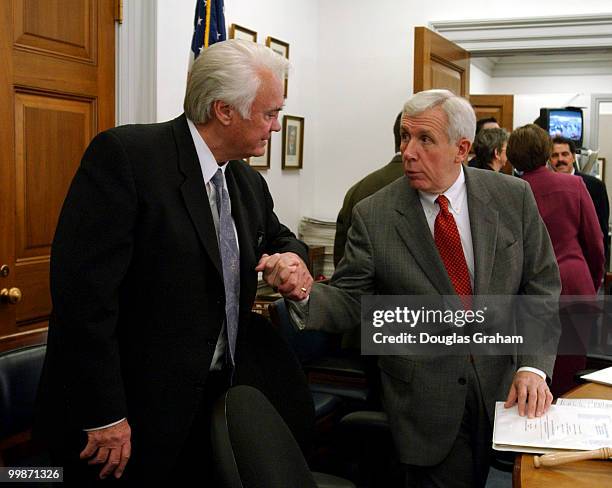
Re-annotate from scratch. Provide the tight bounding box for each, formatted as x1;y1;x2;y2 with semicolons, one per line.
513;382;612;487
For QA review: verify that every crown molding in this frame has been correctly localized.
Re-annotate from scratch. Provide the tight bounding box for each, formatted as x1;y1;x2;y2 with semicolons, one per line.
430;14;612;56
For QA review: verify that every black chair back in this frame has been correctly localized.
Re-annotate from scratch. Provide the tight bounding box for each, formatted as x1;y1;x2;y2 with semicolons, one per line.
0;344;46;439
211;385;317;488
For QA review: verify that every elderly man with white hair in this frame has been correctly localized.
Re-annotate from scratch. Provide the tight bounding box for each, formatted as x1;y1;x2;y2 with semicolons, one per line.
262;89;561;488
37;39;310;485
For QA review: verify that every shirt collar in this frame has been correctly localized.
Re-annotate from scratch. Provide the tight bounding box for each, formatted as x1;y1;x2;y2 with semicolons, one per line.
186;118;228;184
418;165;466;214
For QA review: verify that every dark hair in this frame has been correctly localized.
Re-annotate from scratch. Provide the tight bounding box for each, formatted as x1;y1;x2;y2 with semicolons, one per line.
507;124;552;172
472;128;509;169
476;117;498;135
551;135;576;155
393;112;402;152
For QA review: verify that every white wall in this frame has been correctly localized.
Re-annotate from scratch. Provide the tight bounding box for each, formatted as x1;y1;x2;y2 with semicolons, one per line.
155;0;318;233
599;114;612;215
469;64;492;94
154;0;612;228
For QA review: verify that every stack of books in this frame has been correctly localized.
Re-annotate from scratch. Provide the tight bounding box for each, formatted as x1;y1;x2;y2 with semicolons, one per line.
298;216;336;279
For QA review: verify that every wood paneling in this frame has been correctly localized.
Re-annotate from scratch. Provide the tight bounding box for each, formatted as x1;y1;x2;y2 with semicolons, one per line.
14;0;95;62
15;92;94;255
469;94;514;132
414;27;470;97
0;0;115;350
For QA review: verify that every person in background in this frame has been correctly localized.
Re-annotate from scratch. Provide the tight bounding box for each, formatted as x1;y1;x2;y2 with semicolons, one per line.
550;135;610;266
468;117;500;168
334;112;404;267
508;124;604;397
36;39;310;485
471;128;509;172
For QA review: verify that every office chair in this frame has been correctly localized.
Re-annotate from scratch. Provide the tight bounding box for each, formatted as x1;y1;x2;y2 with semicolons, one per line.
211;385;355;488
268;298;373;410
0;344;47;465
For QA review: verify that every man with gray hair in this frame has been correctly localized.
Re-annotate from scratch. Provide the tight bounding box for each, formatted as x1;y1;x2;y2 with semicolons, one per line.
37;39;311;485
261;89;560;487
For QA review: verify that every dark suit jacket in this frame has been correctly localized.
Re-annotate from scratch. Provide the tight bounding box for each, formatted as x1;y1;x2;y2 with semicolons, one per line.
334;154;403;266
36;114;308;478
306;168;561;465
575;170;610;262
523;167;604;294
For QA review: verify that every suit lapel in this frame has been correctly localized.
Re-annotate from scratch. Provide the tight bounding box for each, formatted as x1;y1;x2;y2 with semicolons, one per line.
393;183;455;294
173;115;223;279
464;168;498;294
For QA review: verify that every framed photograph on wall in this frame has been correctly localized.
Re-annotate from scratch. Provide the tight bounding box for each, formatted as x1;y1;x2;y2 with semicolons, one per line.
282;115;304;170
229;24;257;42
247;138;271;170
594;157;606;180
266;36;290;97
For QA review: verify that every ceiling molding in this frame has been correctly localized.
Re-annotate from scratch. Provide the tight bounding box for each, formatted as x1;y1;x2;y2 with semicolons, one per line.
490;52;612;77
430;14;612;56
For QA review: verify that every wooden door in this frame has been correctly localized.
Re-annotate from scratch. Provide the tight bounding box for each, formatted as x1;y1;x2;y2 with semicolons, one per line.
413;27;470;96
470;94;514;174
469;94;514;132
0;1;116;351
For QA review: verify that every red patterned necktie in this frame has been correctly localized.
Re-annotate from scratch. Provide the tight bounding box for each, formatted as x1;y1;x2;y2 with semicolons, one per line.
434;195;472;296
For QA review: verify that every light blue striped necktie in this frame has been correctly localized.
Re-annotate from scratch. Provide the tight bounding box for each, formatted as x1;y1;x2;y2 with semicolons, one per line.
211;168;240;366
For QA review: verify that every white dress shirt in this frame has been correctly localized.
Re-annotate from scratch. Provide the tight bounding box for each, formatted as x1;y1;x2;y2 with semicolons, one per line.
187;118;240;372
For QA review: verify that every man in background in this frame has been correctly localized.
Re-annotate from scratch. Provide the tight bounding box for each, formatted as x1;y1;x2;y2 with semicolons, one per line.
334;112;403;266
37;39;310;485
550;135;610;265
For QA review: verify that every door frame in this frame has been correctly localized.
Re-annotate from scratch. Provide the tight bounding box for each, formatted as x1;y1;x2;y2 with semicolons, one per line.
116;0;157;125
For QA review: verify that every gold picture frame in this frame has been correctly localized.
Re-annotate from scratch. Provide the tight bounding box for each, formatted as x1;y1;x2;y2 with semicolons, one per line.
266;36;289;98
229;24;257;43
282;115;304;170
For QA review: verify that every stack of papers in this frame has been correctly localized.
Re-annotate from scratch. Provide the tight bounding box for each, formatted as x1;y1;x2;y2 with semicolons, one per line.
298;216;337;279
581;367;612;386
493;401;612;454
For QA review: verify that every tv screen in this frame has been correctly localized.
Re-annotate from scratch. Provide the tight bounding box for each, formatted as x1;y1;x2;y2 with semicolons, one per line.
543;108;583;146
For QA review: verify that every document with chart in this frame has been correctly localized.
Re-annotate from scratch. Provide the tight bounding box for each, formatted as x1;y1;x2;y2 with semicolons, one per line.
492;402;612;454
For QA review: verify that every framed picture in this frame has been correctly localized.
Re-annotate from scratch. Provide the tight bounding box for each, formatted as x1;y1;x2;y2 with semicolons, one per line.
594;157;606;180
247;138;271;170
229;24;257;43
266;36;290;97
282;115;304;170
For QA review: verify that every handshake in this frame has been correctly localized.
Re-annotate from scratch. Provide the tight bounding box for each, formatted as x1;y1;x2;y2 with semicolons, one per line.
255;252;313;301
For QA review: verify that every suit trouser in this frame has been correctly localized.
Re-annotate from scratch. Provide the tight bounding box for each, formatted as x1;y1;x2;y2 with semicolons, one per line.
403;363;492;488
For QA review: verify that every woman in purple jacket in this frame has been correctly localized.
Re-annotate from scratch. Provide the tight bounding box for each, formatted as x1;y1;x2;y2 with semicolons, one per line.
507;124;604;396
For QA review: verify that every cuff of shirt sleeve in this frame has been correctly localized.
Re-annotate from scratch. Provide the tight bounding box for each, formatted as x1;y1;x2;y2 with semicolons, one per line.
83;417;126;432
285;296;309;330
516;366;546;381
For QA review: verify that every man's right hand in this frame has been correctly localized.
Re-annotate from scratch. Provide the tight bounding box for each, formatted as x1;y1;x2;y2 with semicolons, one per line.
80;419;131;479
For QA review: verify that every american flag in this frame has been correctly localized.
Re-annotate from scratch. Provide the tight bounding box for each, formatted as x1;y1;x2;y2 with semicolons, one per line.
190;0;226;69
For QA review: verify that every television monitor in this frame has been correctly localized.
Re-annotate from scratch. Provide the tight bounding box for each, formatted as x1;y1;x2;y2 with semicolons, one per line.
537;107;583;147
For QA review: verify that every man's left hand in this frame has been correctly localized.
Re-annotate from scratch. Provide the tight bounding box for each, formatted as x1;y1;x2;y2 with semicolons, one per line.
504;371;553;418
255;252;312;300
